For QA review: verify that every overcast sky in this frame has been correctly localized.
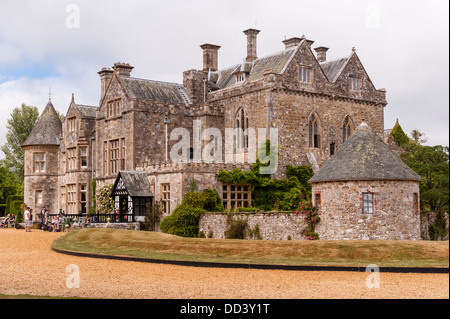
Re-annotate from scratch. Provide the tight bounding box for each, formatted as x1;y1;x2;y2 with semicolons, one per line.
0;0;448;159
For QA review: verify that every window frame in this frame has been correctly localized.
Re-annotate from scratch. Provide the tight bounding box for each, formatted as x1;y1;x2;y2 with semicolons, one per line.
36;190;43;205
80;147;88;168
342;116;353;143
222;183;252;210
235;108;249;150
413;192;419;214
80;184;87;214
34;153;46;173
349;77;361;91
309;114;320;149
362;192;374;214
161;184;171;215
299;66;312;83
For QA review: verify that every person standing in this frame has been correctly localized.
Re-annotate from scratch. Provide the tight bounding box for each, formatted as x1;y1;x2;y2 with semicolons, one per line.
24;207;32;232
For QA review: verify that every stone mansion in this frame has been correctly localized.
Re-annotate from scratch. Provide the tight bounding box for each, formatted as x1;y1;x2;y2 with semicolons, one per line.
22;28;421;238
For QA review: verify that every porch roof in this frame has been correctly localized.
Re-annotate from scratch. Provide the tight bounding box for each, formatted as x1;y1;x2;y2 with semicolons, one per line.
111;171;153;197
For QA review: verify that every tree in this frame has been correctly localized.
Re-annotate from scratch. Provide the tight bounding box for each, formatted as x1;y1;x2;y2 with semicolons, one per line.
400;130;449;212
0;160;19;203
1;104;39;182
389;119;409;147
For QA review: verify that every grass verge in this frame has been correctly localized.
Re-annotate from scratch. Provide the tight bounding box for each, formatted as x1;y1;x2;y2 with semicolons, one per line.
52;228;449;268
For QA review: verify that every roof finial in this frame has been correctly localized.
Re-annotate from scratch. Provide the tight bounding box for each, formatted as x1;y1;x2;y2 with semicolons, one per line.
49;86;52;101
71;93;75;103
352;47;356;52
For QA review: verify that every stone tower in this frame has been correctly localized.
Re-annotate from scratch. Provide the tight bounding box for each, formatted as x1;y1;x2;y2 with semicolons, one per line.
22;99;62;217
309;121;423;240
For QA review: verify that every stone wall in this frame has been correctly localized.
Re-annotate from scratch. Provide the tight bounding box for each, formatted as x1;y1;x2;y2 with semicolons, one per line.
312;180;421;240
199;212;307;240
199;210;445;241
23;145;60;215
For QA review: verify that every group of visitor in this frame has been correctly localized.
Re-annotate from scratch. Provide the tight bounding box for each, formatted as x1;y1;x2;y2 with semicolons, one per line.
2;206;92;232
0;214;16;228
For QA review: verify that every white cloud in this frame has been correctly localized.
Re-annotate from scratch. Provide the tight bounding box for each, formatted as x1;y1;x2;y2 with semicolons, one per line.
0;0;448;160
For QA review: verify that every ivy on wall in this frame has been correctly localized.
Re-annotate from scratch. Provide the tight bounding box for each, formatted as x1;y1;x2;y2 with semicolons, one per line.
218;163;314;211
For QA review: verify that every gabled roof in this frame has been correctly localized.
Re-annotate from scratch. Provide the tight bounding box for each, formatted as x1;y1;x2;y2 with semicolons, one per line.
120;77;192;106
319;56;350;82
22;100;62;147
309;121;423;183
111;171;153;197
213;47;298;89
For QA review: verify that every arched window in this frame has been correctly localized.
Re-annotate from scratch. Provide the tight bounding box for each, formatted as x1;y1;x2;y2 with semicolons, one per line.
309;114;320;148
342;116;353;143
235;108;249;149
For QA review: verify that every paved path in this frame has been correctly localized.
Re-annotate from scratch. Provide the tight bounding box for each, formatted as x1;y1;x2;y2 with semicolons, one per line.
0;229;448;299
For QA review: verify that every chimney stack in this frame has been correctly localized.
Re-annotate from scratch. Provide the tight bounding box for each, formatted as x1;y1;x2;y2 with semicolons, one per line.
200;44;221;72
113;62;134;77
282;37;302;50
98;67;114;100
314;46;329;62
243;28;260;62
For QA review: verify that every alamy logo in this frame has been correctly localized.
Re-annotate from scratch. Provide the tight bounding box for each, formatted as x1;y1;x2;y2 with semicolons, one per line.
365;264;380;288
65;4;80;29
65;264;80;289
167;120;279;174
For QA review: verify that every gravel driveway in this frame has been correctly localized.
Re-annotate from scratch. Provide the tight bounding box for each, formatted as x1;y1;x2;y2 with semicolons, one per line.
0;229;448;299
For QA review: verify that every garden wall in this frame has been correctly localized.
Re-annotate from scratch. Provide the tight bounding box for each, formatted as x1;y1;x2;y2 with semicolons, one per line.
199;211;449;241
199;212;307;240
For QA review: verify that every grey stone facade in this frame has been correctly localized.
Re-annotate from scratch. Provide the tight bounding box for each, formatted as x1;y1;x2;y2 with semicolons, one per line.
22;28;421;240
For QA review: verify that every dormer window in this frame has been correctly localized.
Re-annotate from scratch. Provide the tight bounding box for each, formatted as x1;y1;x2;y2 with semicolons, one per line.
299;67;311;83
235;72;246;83
107;98;122;118
350;77;361;91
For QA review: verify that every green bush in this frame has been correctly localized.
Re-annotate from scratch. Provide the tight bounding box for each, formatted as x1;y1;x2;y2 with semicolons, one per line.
160;204;206;237
160;189;222;237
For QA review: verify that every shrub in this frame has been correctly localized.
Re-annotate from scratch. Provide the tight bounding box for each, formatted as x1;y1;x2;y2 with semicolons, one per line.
160;204;206;237
160;189;225;237
224;214;248;239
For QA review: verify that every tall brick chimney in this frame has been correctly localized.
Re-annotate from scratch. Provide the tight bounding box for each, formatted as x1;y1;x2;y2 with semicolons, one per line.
113;62;134;77
243;28;260;62
98;67;114;100
200;44;221;72
314;46;329;63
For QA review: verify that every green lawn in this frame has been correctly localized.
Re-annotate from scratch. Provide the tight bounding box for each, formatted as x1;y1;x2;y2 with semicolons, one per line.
52;228;449;268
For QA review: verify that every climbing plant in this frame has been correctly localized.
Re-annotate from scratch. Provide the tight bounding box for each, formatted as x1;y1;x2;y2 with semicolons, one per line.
96;184;115;214
295;201;321;240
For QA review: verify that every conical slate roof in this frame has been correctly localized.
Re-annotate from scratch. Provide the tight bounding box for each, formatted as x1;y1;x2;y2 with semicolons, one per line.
309;121;423;183
22;100;62;147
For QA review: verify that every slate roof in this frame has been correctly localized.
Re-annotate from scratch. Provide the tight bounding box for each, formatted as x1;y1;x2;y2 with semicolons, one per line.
77;104;98;118
309;121;423;183
120;77;192;106
320;56;350;82
22;100;62;147
112;171;153;197
213;47;297;89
